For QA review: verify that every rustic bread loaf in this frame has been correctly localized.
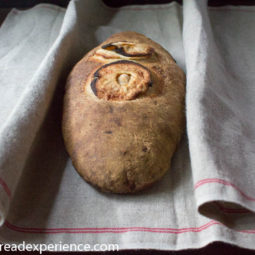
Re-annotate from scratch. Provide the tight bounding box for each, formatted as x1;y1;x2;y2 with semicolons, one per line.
62;31;185;193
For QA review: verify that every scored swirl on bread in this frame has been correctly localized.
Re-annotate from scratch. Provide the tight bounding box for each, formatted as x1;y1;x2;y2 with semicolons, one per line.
86;37;164;101
90;60;152;101
91;41;155;62
62;31;185;193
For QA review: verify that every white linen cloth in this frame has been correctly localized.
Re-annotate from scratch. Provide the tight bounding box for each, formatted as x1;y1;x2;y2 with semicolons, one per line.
0;0;255;250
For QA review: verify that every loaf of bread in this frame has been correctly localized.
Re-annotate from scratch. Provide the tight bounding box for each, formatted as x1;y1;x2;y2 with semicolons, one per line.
62;31;185;193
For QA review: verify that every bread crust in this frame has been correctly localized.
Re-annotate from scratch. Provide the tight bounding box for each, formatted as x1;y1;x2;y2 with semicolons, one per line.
62;31;186;193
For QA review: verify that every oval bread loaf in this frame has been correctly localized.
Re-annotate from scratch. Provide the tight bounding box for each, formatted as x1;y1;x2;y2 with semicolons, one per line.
62;31;186;193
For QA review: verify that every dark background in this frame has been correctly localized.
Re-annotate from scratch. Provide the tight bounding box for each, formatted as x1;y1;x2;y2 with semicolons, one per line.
0;0;255;254
0;0;255;8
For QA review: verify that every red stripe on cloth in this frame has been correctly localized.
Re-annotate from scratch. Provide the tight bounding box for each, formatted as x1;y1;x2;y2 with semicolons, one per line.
0;177;11;198
4;220;255;235
194;178;255;202
4;220;219;234
4;220;215;232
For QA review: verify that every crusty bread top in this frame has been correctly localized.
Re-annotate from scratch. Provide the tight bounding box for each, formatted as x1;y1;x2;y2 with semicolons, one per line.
73;31;180;103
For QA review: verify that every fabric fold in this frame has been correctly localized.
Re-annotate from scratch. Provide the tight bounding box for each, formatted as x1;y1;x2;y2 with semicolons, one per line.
0;2;82;225
183;0;255;226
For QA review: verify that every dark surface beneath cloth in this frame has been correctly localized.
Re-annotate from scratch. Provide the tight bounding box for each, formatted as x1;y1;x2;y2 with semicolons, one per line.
0;0;255;8
1;0;255;254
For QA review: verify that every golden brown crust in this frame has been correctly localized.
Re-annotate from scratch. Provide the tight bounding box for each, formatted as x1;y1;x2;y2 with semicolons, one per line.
62;31;186;193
